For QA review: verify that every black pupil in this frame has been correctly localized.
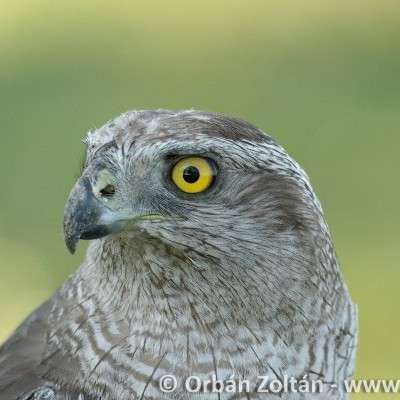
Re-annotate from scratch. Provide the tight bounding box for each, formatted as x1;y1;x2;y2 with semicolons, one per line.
183;166;200;184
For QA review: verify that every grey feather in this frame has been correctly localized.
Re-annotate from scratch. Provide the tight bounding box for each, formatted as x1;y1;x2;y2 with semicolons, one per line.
0;110;357;400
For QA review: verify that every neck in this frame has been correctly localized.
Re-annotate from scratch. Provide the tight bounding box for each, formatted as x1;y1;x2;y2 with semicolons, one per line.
78;236;266;334
73;231;332;345
49;232;350;399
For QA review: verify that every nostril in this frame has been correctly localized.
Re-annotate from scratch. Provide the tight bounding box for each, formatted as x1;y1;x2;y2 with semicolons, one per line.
100;185;116;197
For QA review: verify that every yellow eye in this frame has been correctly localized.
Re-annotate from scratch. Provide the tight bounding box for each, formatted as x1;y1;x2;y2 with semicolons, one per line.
171;157;217;194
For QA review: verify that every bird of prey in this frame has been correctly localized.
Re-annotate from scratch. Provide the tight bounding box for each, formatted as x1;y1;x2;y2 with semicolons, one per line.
0;110;357;400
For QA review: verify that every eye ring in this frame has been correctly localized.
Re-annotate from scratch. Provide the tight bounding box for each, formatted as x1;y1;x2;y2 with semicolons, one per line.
171;157;217;194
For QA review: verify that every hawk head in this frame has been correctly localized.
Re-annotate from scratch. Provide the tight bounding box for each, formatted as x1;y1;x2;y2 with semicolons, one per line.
62;110;355;396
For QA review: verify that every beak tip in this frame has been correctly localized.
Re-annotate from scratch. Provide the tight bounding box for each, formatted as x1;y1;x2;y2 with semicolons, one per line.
65;236;78;254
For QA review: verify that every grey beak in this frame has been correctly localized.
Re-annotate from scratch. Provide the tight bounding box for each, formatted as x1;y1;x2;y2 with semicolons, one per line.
63;177;121;254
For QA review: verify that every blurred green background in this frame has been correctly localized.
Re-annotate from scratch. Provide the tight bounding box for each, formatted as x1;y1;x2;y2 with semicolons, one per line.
0;1;399;397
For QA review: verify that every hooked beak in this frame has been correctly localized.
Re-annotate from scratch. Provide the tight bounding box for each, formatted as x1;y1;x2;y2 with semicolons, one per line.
63;176;184;254
63;177;122;254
